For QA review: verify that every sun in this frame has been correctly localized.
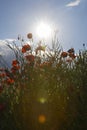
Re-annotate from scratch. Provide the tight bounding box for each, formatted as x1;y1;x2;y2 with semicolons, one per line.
36;21;52;39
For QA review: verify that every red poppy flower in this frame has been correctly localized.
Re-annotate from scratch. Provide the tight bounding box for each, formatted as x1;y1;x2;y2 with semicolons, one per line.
6;78;15;84
25;54;34;62
22;44;31;53
13;65;20;70
61;52;68;58
69;53;76;59
12;60;19;66
0;73;6;78
11;65;20;73
22;47;26;53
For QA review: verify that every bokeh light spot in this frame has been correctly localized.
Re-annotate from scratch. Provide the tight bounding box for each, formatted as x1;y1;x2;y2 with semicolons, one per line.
38;97;46;104
38;115;46;123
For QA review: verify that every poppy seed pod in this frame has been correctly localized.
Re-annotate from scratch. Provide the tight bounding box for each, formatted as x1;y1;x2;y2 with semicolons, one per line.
27;33;33;39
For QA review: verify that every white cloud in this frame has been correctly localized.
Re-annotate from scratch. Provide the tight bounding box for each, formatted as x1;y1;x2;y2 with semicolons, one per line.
0;40;16;68
66;0;81;7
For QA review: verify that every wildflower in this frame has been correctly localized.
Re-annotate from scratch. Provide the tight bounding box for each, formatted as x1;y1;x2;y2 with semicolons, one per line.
11;60;20;74
61;52;68;58
12;60;19;66
22;44;31;53
0;73;6;78
6;78;15;84
69;53;76;59
22;47;26;53
25;54;34;63
11;65;20;73
11;67;16;73
27;33;33;39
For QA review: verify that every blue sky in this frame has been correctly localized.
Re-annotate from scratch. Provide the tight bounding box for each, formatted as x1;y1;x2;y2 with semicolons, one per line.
0;0;87;52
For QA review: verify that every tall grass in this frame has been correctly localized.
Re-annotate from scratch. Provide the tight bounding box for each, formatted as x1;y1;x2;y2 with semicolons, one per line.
0;34;87;130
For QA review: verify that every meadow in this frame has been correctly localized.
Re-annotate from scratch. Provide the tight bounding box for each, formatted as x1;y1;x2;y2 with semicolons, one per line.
0;33;87;130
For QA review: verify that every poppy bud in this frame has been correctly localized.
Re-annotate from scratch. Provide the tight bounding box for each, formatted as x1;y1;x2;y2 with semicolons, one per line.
67;48;75;54
17;34;21;40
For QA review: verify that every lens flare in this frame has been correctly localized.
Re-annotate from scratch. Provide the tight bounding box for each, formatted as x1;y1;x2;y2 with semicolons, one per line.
38;97;46;104
38;115;46;123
